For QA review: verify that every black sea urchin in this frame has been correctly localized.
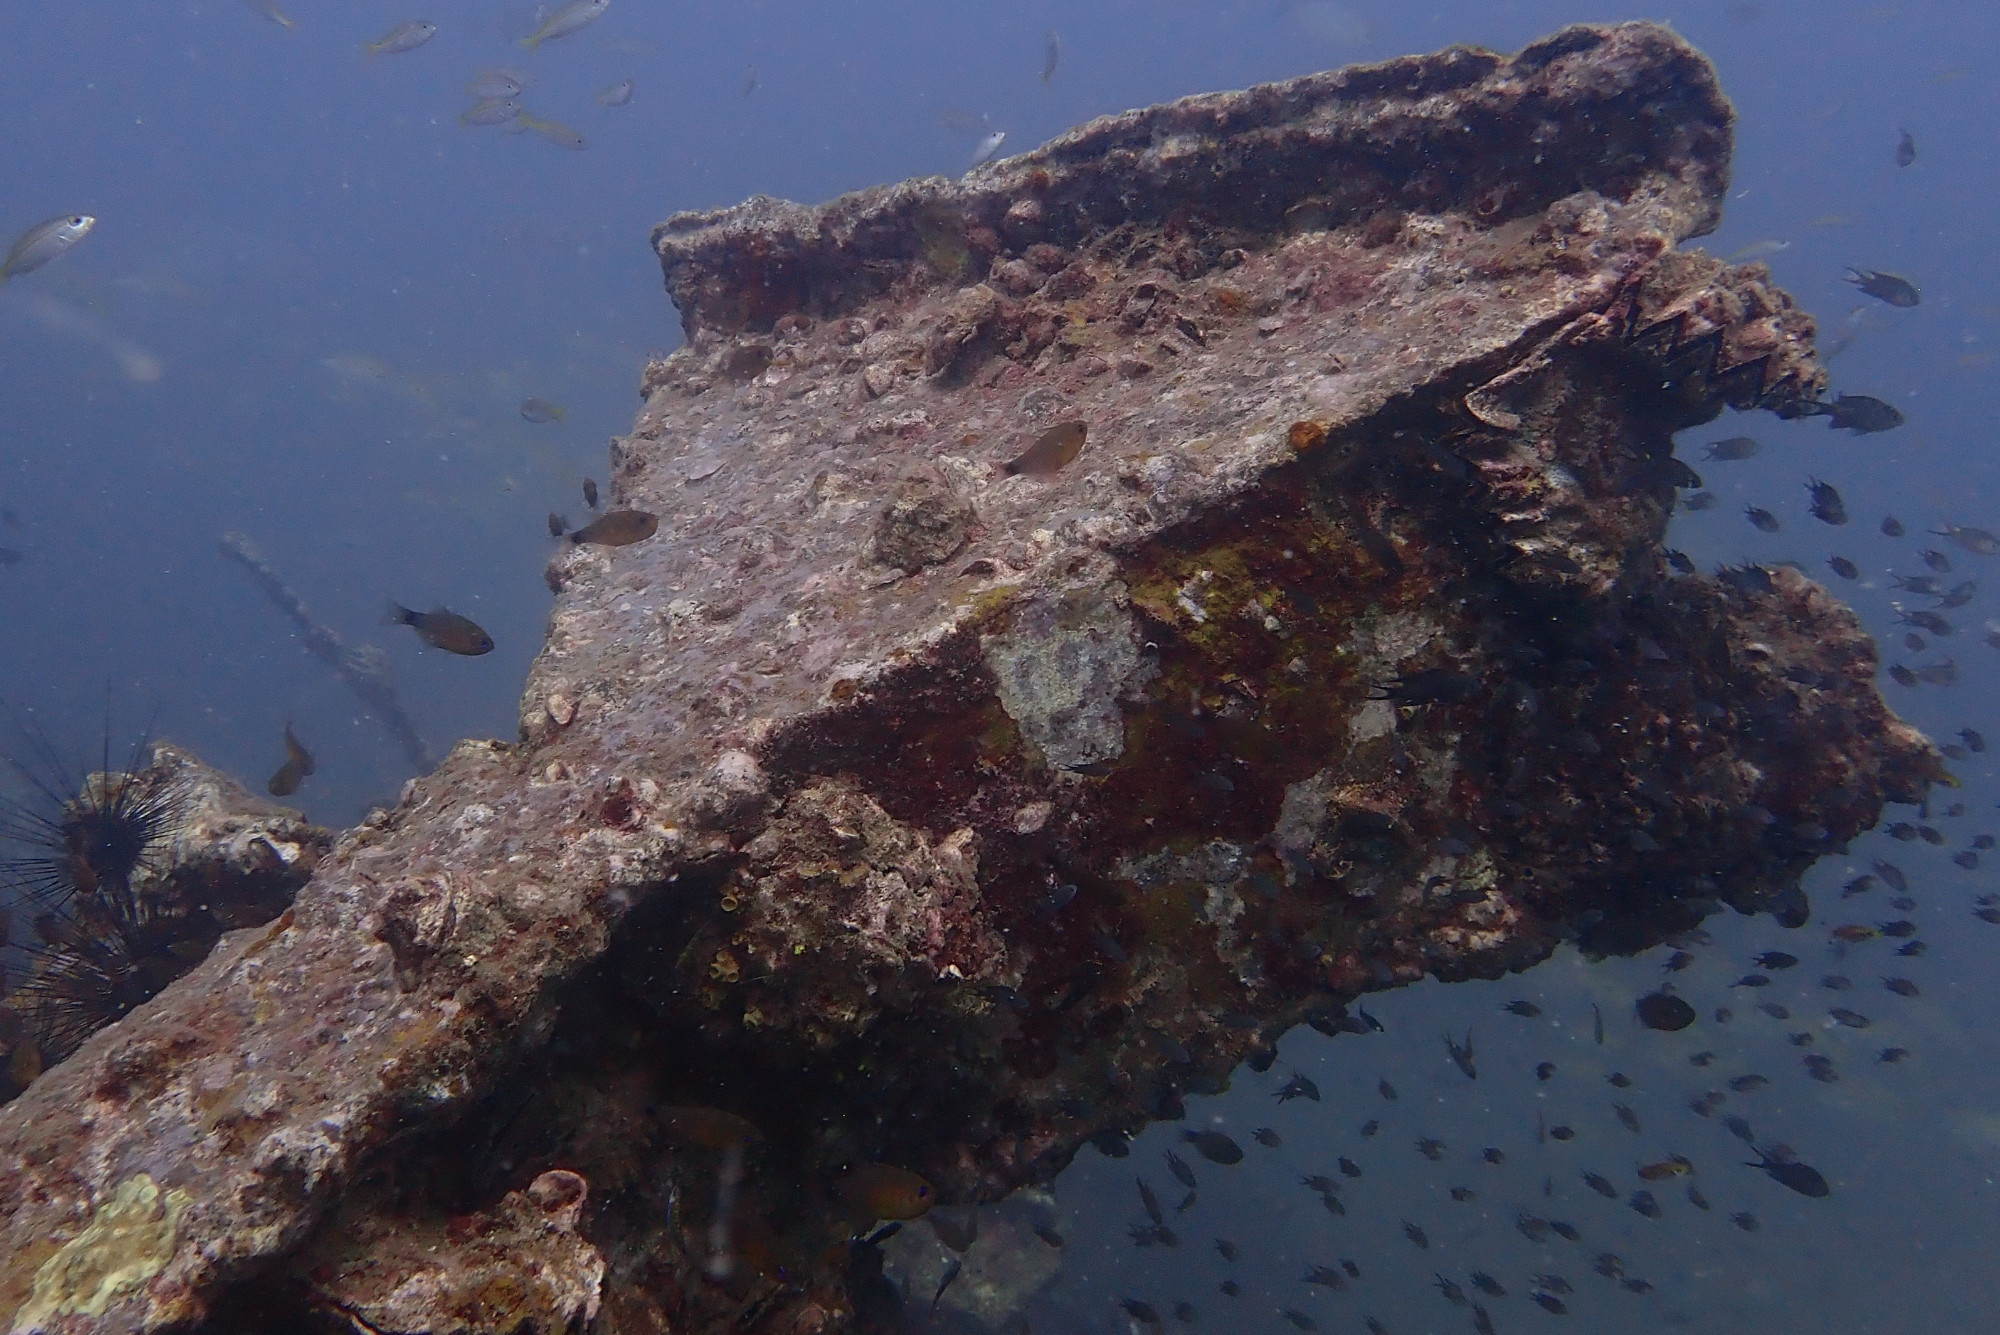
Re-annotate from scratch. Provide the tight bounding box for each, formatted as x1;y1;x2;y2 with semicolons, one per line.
0;715;183;908
0;714;190;1073
15;904;187;1063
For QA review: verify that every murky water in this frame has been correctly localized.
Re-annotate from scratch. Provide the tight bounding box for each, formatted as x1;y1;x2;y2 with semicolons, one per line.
2;1;1996;1329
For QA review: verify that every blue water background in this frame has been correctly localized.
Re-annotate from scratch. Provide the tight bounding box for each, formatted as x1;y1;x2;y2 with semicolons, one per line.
2;2;1997;1330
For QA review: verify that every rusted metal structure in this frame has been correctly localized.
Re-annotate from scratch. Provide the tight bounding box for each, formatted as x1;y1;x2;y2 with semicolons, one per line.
0;24;1937;1335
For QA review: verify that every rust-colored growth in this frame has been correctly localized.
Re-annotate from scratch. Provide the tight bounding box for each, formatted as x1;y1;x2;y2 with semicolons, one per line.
599;777;641;830
1288;419;1329;451
0;24;1935;1335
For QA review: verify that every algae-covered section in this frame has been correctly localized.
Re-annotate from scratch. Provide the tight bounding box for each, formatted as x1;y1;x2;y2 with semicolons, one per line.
1112;476;1409;846
984;577;1146;771
8;1174;191;1331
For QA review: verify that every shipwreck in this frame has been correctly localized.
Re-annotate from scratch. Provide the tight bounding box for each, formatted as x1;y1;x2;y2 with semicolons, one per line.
0;22;1939;1335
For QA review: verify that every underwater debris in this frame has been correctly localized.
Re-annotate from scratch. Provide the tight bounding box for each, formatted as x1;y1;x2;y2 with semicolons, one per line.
220;532;435;769
0;24;1944;1334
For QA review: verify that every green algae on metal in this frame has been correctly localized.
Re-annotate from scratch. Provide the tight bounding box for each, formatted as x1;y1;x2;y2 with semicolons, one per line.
10;1174;191;1330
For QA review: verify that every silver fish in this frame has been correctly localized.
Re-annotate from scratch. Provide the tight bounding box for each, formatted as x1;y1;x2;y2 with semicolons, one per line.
1;215;95;284
365;21;437;57
466;69;523;99
597;78;634;107
459;97;522;127
518;0;610;50
1724;239;1790;264
970;130;1007;167
1702;436;1759;461
15;291;162;382
1823;304;1874;362
1040;30;1061;84
515;112;586;149
1933;523;2000;556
